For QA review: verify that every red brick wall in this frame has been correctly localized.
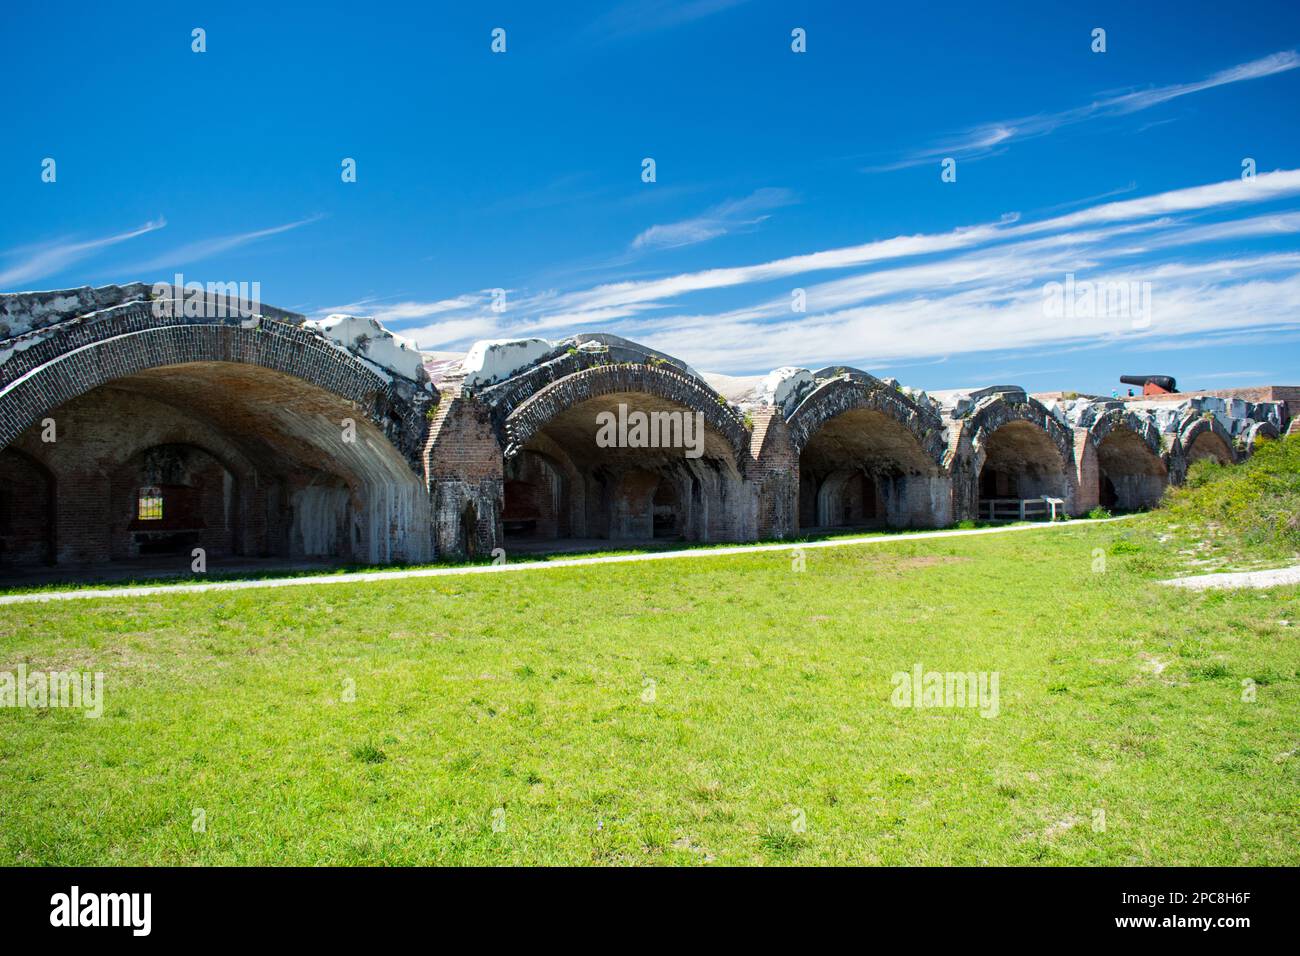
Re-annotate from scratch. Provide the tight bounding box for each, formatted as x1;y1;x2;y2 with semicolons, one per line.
748;406;797;539
424;390;505;558
1073;428;1100;514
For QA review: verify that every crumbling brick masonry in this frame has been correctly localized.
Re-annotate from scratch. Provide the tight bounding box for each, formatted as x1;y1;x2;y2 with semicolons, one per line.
0;285;1292;576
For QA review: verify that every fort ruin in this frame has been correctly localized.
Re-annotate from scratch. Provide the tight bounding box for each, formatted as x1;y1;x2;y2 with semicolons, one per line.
1;284;1293;579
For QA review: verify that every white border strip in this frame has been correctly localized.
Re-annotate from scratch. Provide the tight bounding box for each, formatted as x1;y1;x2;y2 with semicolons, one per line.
0;517;1129;605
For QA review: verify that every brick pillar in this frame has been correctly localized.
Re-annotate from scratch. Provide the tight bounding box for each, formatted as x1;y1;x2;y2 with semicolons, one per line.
945;419;978;523
1166;441;1188;487
747;406;797;540
1072;427;1098;515
423;388;505;559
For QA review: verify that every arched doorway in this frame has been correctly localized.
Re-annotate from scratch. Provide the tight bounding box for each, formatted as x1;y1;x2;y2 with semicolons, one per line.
976;420;1068;520
0;359;430;575
0;448;56;567
503;451;566;541
461;501;479;558
501;368;747;550
1096;427;1167;511
796;408;944;531
804;468;878;529
652;478;683;539
1185;430;1233;466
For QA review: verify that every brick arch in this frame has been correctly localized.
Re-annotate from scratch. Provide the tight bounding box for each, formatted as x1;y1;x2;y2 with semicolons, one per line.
0;321;431;471
1242;420;1279;453
958;396;1075;475
1178;415;1237;466
1088;409;1168;511
786;376;947;469
98;416;260;489
947;396;1075;520
502;363;750;461
1087;409;1164;459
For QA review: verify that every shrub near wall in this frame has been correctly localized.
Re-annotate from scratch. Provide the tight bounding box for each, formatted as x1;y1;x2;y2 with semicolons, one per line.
1161;434;1300;554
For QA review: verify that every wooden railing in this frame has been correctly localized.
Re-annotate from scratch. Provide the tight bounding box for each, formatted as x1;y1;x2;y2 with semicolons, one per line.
979;497;1064;522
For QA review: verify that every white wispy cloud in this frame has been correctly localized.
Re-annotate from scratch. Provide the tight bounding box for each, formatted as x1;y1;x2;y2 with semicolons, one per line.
1195;370;1275;380
516;169;1300;326
114;215;323;275
399;316;503;350
0;219;166;288
378;169;1300;373
1031;182;1138;215
1105;50;1300;113
1017;169;1300;233
869;50;1300;171
316;295;485;324
631;188;797;250
630;267;1300;373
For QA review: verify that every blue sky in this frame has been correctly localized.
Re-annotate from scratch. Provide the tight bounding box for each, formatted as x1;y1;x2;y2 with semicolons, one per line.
3;0;1300;394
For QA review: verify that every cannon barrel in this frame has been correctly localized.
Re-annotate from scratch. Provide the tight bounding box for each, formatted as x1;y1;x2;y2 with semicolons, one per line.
1120;374;1176;392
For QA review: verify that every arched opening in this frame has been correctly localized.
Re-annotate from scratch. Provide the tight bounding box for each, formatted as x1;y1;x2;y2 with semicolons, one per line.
503;451;565;541
977;420;1067;521
460;501;478;558
506;390;743;553
110;443;237;559
803;468;879;529
0;361;429;582
798;408;943;532
1096;427;1167;511
652;478;683;539
1186;430;1233;466
0;448;56;567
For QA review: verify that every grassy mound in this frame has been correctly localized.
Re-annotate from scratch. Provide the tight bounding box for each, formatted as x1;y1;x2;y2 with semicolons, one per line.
1158;434;1300;555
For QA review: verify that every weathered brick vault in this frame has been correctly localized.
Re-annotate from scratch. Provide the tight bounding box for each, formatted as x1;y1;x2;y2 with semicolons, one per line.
1;285;434;570
0;284;1294;575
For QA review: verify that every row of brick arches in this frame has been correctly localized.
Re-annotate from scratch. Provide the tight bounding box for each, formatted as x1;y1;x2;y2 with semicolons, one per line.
484;370;1185;553
0;318;1238;578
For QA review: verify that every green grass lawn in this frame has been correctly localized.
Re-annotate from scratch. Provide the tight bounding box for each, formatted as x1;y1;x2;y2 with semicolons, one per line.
0;522;994;597
0;520;1296;865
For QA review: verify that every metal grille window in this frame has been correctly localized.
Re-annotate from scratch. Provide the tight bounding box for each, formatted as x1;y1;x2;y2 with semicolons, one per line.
137;487;164;521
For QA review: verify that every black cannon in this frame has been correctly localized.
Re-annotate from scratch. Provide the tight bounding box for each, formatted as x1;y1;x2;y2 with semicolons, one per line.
1120;374;1176;394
